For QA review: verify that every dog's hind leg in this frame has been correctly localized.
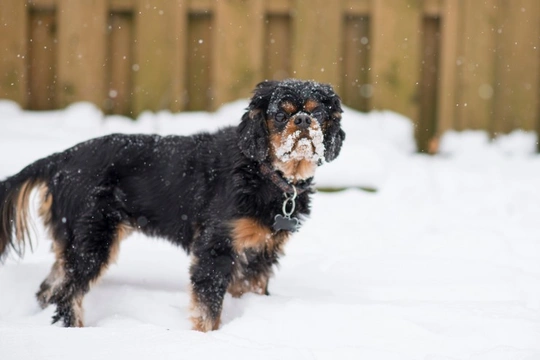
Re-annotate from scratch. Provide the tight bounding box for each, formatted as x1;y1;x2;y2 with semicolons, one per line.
36;246;66;309
45;192;127;327
35;184;66;308
36;186;67;309
48;222;124;327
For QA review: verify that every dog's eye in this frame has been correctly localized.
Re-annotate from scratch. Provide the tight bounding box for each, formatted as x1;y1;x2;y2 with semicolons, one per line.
275;112;288;123
312;111;325;122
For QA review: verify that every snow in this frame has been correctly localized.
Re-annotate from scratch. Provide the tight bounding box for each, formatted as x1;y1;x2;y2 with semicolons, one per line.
1;100;540;360
439;129;538;158
272;120;325;164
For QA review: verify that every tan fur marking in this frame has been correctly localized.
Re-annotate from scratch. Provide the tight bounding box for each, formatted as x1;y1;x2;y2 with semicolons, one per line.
38;184;54;241
228;274;269;298
189;255;219;332
15;180;36;241
231;218;272;253
249;109;261;118
72;295;84;327
189;286;221;332
267;117;277;132
38;184;52;223
281;101;297;114
37;257;66;308
273;157;317;182
227;230;289;298
304;99;319;113
90;223;132;287
232;218;291;254
109;223;132;264
49;257;65;285
270;231;291;255
51;240;64;261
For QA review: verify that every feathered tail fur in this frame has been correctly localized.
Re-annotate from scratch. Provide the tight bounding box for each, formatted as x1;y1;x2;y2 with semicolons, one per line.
0;157;56;261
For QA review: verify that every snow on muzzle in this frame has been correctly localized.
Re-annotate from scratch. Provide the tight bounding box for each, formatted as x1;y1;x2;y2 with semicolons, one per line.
273;113;325;163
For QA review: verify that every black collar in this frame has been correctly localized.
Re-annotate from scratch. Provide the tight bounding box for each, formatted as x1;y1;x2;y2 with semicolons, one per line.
259;162;313;195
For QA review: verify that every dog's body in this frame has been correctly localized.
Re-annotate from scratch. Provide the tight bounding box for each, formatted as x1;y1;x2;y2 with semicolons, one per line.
0;79;344;331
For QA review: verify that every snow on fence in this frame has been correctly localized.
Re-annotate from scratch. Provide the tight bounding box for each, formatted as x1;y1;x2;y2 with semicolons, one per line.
0;0;539;152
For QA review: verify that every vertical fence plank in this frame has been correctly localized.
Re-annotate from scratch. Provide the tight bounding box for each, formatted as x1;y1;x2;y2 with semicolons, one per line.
213;0;264;108
264;13;292;81
106;11;133;116
186;12;213;111
341;14;370;111
292;0;342;87
28;9;57;110
171;1;188;113
133;0;186;114
456;0;498;132
538;4;540;148
538;43;540;151
370;0;422;123
0;1;28;105
437;0;460;136
418;16;440;152
493;0;540;133
57;0;107;108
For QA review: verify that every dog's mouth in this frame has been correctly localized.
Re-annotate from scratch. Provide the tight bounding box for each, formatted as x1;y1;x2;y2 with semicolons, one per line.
273;123;325;163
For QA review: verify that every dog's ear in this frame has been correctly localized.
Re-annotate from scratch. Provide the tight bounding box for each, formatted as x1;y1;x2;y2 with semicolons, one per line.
323;92;345;163
249;80;279;109
237;109;269;161
237;81;277;162
323;117;345;163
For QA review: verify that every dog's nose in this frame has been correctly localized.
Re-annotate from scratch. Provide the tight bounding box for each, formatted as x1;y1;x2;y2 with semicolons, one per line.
294;114;312;129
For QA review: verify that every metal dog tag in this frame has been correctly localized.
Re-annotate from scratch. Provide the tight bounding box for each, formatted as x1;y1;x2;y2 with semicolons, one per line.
273;186;299;232
273;214;299;232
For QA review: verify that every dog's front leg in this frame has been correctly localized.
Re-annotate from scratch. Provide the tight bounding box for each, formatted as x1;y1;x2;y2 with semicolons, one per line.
189;240;233;332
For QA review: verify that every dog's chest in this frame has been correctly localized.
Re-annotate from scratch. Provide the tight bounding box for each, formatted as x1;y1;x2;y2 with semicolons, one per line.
230;217;290;254
228;243;284;297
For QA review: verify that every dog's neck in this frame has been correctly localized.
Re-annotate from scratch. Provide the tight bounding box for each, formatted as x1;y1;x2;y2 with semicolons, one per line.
271;158;318;183
259;162;313;195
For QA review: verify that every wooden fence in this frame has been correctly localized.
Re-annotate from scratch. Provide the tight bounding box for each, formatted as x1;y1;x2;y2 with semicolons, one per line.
1;0;539;152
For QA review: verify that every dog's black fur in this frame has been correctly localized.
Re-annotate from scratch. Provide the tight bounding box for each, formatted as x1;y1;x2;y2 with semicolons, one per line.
0;79;344;330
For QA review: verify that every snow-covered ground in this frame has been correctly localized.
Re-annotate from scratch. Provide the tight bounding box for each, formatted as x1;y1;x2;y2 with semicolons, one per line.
1;100;539;360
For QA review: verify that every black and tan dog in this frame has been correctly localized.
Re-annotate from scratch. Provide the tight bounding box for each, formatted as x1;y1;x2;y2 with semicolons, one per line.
0;79;345;331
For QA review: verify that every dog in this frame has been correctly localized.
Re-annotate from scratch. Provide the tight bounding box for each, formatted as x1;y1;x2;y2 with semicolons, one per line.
0;79;345;331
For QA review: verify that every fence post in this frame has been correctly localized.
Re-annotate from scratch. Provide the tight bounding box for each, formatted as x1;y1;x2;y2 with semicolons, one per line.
437;0;460;137
28;8;57;110
264;8;292;81
341;14;370;112
493;0;540;134
212;0;264;109
185;9;213;112
370;0;422;125
106;11;134;116
292;0;342;87
457;0;498;132
57;0;107;108
133;0;186;115
0;1;28;106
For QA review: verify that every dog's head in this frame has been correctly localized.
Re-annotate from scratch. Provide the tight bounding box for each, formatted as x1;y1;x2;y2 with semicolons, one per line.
238;79;345;181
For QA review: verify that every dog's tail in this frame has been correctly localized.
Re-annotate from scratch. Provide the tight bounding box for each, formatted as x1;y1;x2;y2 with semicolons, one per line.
0;156;57;262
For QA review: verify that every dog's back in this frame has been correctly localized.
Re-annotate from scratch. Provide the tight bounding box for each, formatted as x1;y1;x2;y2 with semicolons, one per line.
0;130;239;260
